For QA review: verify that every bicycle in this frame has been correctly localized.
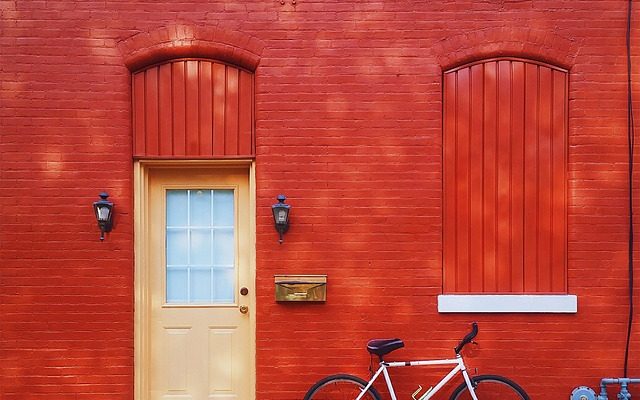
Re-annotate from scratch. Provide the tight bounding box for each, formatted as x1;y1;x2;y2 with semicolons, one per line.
303;322;530;400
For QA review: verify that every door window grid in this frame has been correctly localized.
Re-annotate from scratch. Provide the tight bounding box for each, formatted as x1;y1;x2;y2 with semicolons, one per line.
166;189;235;304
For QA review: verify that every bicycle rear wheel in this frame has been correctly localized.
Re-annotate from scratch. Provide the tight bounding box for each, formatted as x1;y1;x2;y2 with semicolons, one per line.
449;374;530;400
304;374;381;400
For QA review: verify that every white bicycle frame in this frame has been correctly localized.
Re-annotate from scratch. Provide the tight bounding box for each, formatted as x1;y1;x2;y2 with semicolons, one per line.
356;354;478;400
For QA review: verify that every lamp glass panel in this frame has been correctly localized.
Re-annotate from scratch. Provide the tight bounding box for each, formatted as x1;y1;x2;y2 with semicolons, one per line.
96;205;111;222
277;209;287;223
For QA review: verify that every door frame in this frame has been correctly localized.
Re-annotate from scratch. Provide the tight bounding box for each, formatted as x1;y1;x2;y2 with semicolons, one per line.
133;159;256;400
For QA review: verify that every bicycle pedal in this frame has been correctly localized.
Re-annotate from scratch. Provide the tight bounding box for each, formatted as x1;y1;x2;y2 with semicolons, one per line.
412;385;433;400
411;385;423;400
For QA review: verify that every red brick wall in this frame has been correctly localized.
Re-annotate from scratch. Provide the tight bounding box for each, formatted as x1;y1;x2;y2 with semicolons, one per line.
1;1;639;399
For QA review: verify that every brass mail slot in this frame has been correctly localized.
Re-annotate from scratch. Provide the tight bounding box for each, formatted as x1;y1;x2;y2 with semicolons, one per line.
274;275;327;302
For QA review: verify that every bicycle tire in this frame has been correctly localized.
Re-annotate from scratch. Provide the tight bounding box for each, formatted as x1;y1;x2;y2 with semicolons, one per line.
304;374;382;400
449;374;530;400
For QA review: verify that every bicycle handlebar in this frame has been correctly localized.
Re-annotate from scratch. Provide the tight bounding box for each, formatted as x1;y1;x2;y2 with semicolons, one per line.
454;322;478;354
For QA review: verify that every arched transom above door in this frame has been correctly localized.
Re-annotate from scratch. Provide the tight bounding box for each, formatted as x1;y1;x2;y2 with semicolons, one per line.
132;59;254;159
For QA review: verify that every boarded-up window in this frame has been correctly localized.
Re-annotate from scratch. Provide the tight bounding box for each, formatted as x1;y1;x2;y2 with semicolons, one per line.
443;58;567;294
132;59;254;158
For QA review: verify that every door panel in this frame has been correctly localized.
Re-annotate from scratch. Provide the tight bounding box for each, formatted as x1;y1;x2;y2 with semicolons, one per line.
146;167;253;400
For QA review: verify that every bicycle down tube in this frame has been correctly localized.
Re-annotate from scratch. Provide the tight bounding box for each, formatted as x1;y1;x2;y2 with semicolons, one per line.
355;356;478;400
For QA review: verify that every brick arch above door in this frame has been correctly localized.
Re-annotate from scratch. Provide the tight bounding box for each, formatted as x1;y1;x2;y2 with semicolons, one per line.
433;27;579;71
118;25;264;72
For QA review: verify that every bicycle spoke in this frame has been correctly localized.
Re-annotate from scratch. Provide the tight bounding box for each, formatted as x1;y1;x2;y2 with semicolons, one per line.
304;375;381;400
452;376;528;400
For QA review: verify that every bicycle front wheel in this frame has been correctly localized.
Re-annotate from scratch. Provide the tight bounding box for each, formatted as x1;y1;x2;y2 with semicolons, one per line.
304;374;382;400
449;374;530;400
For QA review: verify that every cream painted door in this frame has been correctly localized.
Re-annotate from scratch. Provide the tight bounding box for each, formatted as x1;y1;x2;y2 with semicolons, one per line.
147;167;253;400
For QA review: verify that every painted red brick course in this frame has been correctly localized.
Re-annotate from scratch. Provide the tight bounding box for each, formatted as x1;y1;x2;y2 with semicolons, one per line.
1;1;640;399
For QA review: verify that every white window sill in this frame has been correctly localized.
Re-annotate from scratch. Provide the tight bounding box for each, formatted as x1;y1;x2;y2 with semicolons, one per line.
437;294;577;313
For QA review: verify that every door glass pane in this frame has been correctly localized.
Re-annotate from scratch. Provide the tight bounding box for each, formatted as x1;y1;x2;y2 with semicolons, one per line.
189;190;212;226
167;190;188;226
213;190;234;226
190;268;212;303
214;229;234;266
166;230;188;266
166;189;235;304
213;268;234;302
190;229;212;265
166;268;188;303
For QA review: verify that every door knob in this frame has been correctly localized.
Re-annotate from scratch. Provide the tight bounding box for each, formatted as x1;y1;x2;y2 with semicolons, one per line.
239;305;249;314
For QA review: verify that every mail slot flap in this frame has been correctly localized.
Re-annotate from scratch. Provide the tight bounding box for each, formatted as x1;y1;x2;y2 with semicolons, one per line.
274;274;327;302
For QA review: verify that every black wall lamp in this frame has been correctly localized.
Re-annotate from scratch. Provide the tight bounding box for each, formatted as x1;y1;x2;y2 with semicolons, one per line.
93;192;114;241
272;194;291;244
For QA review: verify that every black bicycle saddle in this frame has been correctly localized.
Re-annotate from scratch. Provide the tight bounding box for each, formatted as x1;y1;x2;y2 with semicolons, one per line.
366;338;404;357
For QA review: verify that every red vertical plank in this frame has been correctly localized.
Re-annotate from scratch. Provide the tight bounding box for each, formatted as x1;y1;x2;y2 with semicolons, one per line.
213;63;226;156
483;61;498;292
158;63;173;156
185;60;200;155
443;72;458;293
144;67;159;156
551;70;567;292
456;68;471;292
469;64;484;293
225;67;240;155
537;67;553;292
199;61;214;155
238;70;253;156
496;60;512;292
133;72;146;156
523;63;539;292
172;61;186;156
510;62;525;292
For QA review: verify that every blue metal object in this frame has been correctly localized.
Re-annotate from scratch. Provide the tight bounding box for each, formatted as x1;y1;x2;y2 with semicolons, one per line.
571;386;596;400
572;378;640;400
618;380;631;400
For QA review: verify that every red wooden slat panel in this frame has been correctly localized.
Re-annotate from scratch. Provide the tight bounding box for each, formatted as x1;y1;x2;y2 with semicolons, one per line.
523;63;539;292
538;66;553;292
469;64;484;293
185;60;200;154
199;62;213;155
551;70;567;292
213;63;226;156
133;73;146;156
144;67;159;156
482;61;497;292
443;73;458;293
172;61;186;156
497;60;512;292
456;67;471;292
238;70;253;156
510;61;526;292
443;58;567;294
132;59;254;159
225;67;239;155
158;64;173;155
